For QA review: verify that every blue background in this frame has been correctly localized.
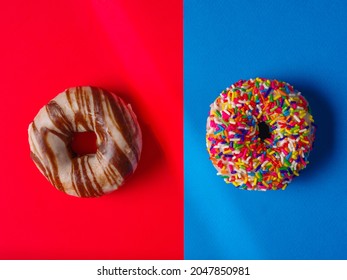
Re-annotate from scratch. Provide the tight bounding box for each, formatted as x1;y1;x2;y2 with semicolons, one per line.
184;0;347;259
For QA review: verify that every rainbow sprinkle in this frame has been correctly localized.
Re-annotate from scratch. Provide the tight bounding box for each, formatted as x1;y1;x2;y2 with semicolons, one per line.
206;78;316;191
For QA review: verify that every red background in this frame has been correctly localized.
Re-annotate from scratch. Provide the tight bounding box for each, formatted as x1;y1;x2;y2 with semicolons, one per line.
0;0;183;259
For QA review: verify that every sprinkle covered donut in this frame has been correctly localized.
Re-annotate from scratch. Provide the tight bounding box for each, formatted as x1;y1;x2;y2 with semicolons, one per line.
28;86;142;197
206;78;316;191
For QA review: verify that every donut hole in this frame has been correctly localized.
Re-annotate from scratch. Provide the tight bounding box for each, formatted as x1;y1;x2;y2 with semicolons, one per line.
71;131;97;157
258;121;271;141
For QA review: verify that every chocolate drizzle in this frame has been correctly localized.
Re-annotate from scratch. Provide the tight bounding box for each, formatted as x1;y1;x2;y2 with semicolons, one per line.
90;87;134;178
104;90;141;162
46;101;73;135
31;122;65;193
28;86;142;198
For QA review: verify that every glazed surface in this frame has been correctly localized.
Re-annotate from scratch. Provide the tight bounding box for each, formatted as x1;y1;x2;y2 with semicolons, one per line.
28;86;142;197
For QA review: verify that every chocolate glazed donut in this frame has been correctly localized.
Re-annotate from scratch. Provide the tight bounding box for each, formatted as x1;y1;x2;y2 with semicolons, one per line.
28;86;142;197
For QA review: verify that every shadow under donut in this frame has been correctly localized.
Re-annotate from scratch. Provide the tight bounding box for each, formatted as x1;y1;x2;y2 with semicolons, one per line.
130;120;164;180
277;76;336;187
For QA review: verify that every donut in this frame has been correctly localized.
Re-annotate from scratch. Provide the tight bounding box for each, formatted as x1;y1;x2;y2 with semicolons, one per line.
206;78;316;191
28;86;142;197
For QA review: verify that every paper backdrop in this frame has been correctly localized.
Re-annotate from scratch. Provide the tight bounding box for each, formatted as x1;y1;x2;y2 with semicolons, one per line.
0;0;183;259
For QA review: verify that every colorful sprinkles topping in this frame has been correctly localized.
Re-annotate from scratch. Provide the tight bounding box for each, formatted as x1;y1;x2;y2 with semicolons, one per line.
206;78;316;191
